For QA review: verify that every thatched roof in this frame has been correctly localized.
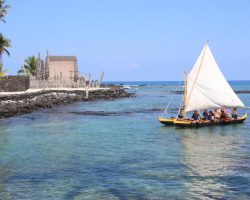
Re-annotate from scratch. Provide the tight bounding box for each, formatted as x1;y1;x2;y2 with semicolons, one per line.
48;56;77;61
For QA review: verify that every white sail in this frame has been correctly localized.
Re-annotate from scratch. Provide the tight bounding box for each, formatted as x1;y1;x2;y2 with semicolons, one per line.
185;43;244;113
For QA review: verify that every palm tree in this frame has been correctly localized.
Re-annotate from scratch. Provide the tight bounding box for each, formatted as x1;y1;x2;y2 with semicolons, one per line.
21;56;38;76
0;63;7;76
17;67;26;76
0;0;10;76
0;33;11;75
0;0;10;23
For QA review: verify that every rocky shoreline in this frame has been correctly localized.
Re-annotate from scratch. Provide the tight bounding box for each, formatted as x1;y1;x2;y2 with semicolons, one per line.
0;88;133;118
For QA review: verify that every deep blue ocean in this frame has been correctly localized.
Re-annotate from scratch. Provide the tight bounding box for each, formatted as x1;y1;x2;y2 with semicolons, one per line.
0;81;250;199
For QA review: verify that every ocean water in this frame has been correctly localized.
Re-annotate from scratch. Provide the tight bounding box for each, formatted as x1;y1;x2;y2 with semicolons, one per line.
0;81;250;199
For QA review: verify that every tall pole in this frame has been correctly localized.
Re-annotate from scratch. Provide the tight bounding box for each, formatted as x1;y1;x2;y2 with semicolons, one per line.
184;42;208;115
183;70;188;117
99;72;104;88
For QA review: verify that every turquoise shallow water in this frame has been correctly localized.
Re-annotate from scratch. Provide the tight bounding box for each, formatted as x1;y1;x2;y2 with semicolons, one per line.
0;81;250;199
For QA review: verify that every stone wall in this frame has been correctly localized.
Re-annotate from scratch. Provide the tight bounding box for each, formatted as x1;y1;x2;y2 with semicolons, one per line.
0;76;30;92
0;88;134;118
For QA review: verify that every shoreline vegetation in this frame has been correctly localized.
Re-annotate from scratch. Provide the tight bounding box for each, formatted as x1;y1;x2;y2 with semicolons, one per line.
0;87;134;119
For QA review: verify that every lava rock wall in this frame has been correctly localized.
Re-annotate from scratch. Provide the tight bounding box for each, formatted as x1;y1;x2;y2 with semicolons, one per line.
0;89;133;118
0;76;30;92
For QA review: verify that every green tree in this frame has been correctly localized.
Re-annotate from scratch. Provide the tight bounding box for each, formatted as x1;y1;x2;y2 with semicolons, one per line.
17;67;25;76
0;0;11;76
0;0;10;23
19;56;38;76
0;33;11;75
0;63;7;76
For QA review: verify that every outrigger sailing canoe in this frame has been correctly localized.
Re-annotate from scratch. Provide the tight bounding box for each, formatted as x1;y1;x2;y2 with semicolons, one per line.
159;43;247;127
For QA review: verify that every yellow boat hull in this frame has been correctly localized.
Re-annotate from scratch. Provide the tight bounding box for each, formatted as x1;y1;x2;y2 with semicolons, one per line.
158;116;176;125
159;114;247;128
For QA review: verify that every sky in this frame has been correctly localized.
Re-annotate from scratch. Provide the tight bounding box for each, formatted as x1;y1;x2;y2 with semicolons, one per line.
1;0;250;81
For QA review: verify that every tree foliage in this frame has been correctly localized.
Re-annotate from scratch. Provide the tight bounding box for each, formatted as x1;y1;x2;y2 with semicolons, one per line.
0;0;11;75
0;33;11;71
0;0;10;23
19;56;38;76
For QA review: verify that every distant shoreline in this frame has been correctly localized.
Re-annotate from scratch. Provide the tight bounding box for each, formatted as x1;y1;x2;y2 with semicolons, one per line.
170;90;250;94
104;80;250;82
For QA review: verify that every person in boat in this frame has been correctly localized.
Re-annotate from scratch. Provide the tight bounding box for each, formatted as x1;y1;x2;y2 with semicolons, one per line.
222;108;230;118
220;109;227;120
202;109;209;120
214;108;221;120
192;110;200;120
232;108;238;119
208;111;215;121
177;109;184;119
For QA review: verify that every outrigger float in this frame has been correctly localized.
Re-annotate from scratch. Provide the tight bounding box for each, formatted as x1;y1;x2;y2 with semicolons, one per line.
159;42;247;128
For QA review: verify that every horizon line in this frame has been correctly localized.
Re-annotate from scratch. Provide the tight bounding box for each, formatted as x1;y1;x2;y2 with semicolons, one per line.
103;80;250;82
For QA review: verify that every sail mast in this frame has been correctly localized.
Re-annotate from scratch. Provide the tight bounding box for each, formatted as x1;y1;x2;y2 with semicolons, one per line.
183;70;188;116
184;42;208;114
